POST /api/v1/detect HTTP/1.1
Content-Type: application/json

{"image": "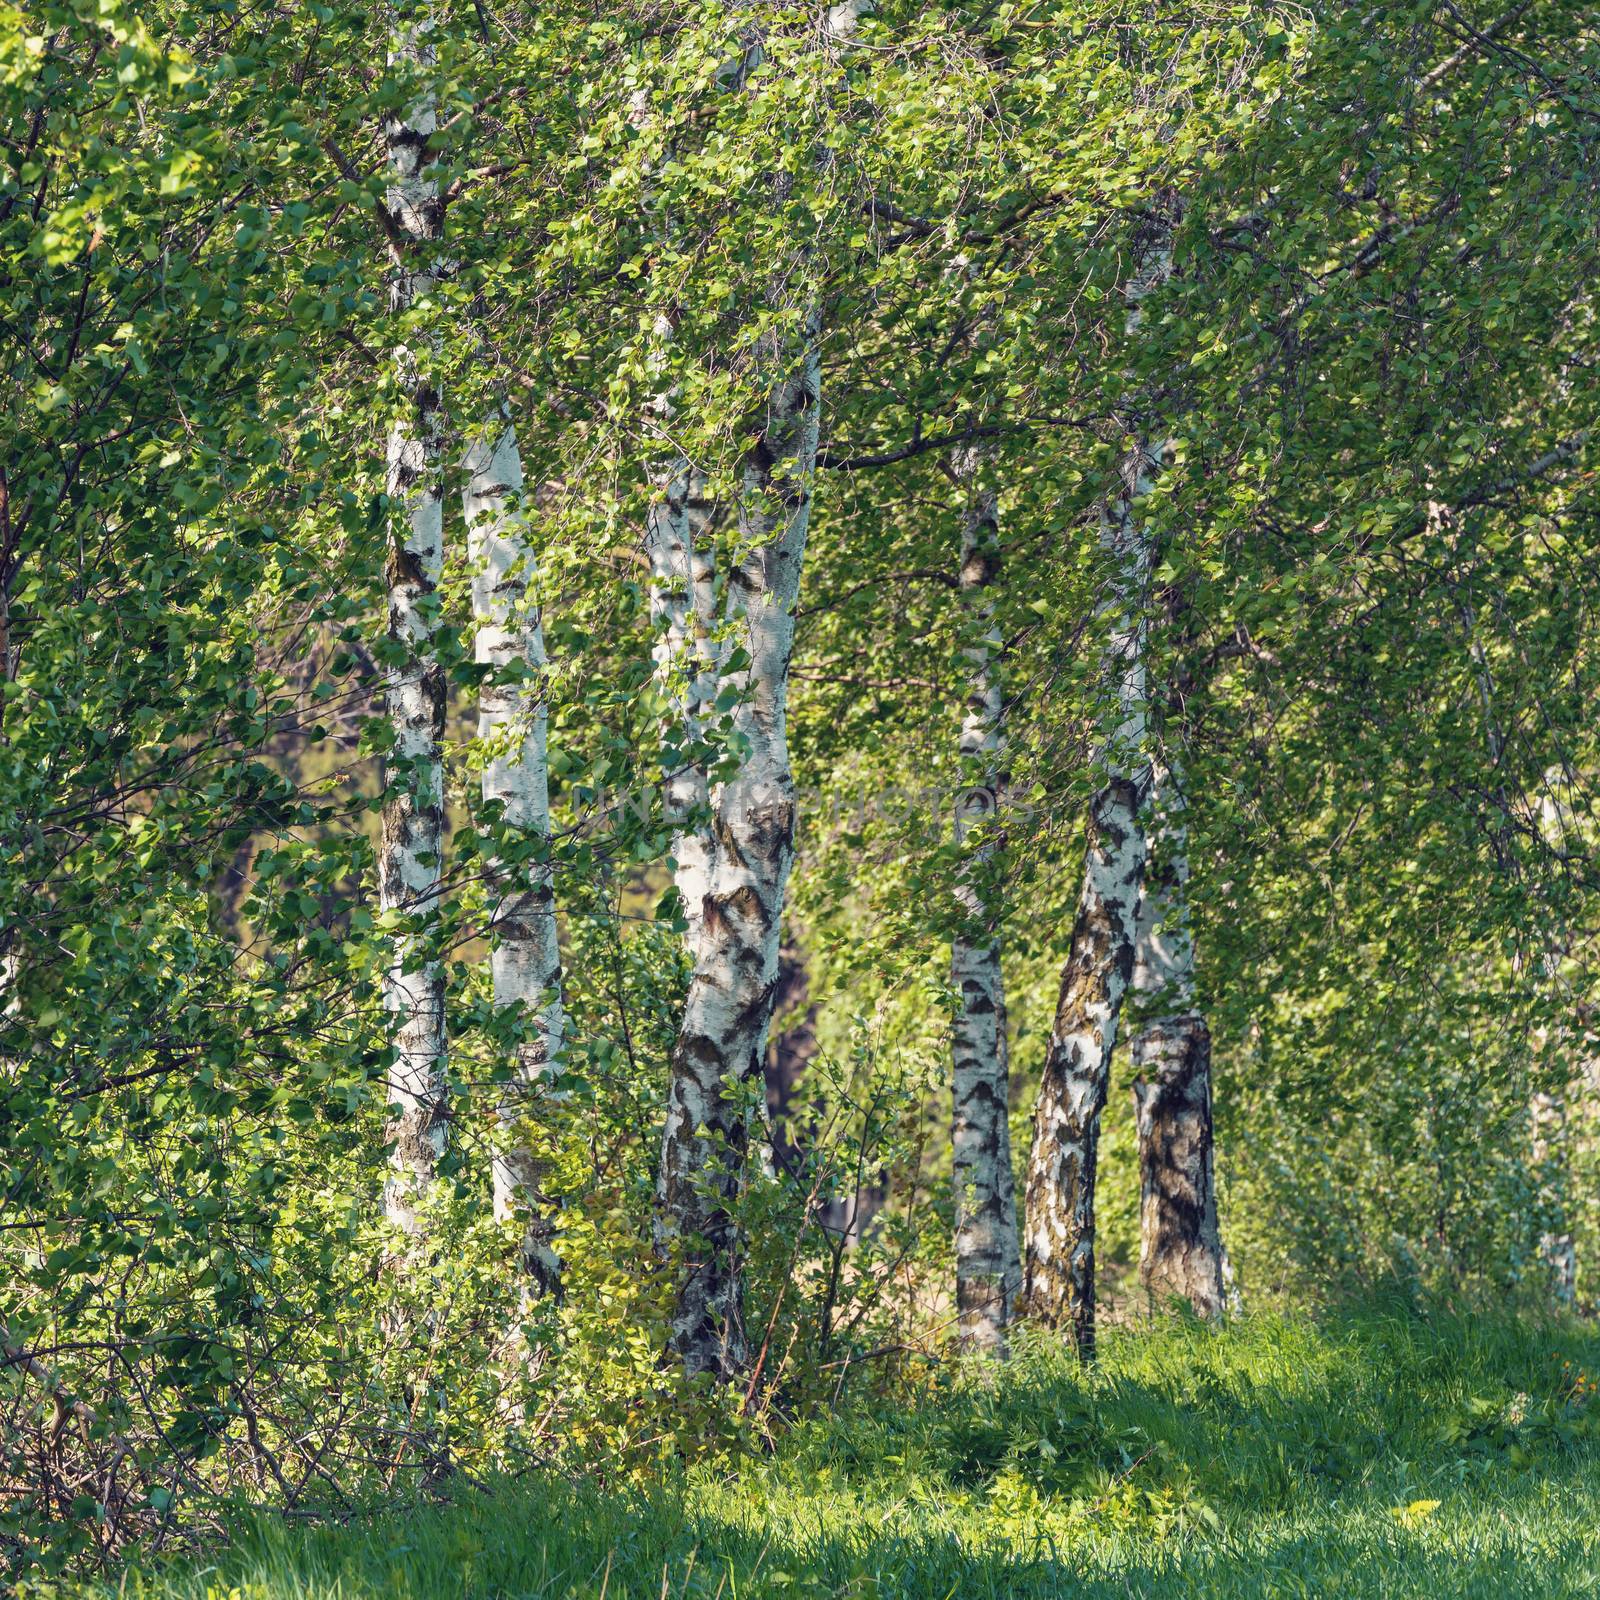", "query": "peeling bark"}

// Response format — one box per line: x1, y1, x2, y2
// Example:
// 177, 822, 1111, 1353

949, 448, 1020, 1356
1129, 767, 1226, 1319
656, 324, 820, 1380
1019, 458, 1156, 1357
465, 413, 564, 1300
380, 14, 448, 1243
